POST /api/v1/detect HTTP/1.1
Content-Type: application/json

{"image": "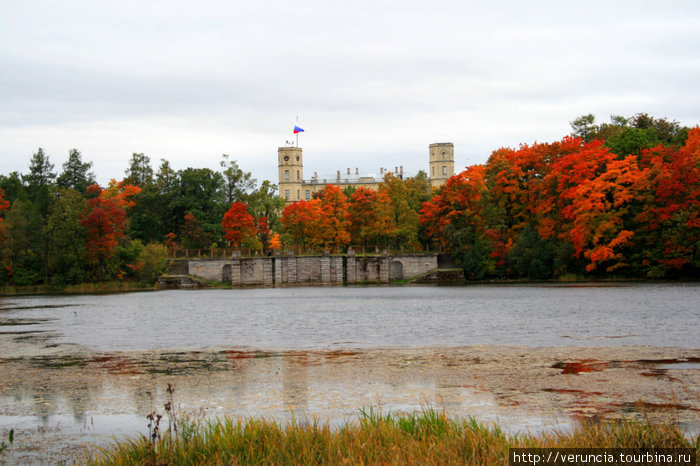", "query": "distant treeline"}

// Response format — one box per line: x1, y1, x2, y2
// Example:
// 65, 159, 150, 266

0, 113, 697, 287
